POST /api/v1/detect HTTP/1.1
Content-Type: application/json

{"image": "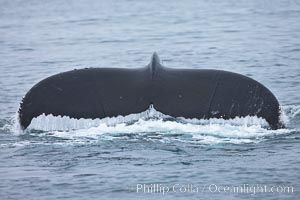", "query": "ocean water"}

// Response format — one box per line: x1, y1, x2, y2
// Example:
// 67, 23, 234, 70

1, 0, 300, 199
